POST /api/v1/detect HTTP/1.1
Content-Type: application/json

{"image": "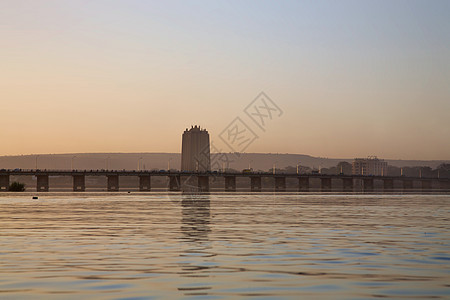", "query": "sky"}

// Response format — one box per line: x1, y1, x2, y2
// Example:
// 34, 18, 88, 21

1, 0, 449, 160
